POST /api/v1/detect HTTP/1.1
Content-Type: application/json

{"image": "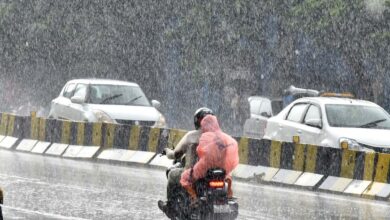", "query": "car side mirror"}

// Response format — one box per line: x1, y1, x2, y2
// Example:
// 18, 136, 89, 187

151, 100, 161, 108
305, 119, 322, 128
260, 112, 271, 118
71, 96, 85, 104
